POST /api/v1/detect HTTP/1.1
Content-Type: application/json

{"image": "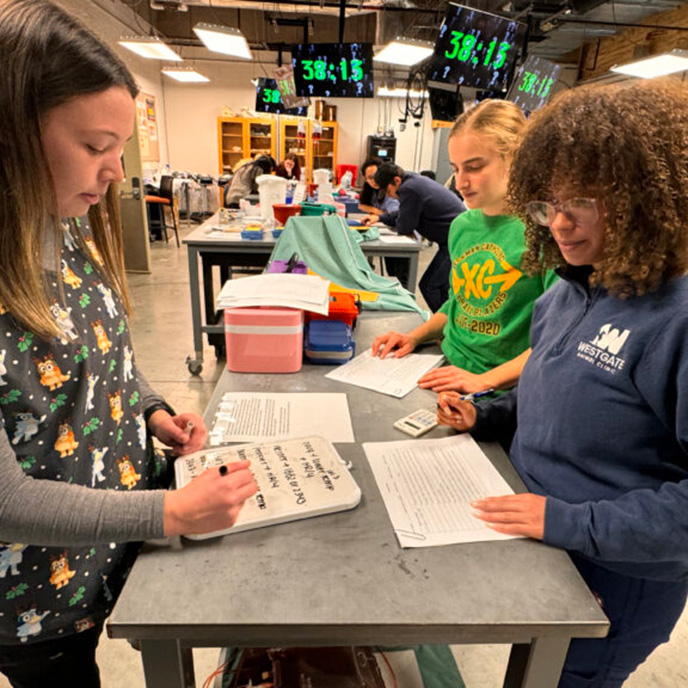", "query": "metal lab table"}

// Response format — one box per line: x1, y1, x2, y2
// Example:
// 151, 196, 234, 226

182, 213, 421, 374
108, 313, 609, 688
